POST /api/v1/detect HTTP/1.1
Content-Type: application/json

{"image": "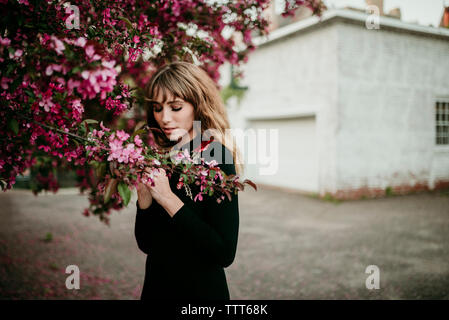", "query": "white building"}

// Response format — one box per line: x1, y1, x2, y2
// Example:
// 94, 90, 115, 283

221, 9, 449, 199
